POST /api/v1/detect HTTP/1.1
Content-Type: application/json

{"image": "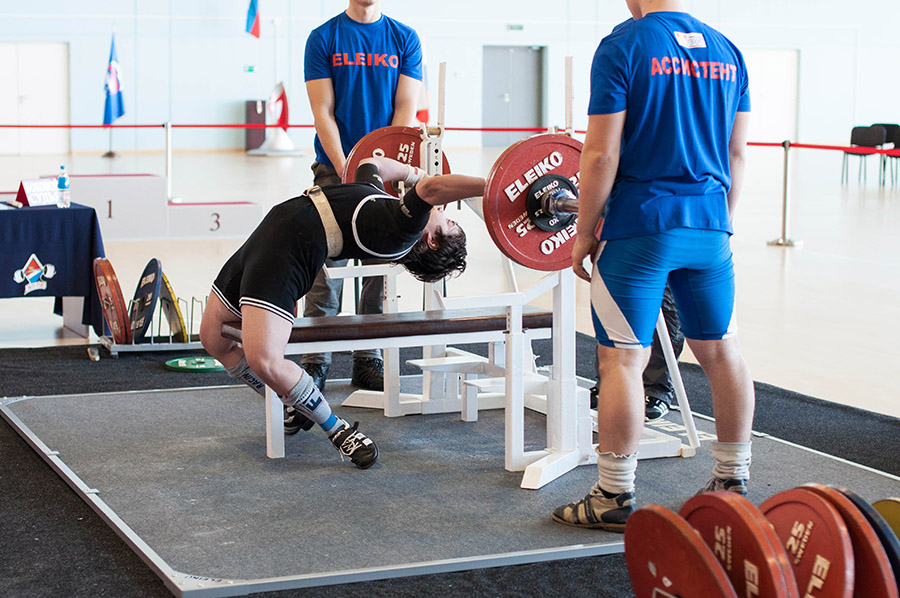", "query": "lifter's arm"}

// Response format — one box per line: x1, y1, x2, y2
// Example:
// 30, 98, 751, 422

360, 156, 485, 207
